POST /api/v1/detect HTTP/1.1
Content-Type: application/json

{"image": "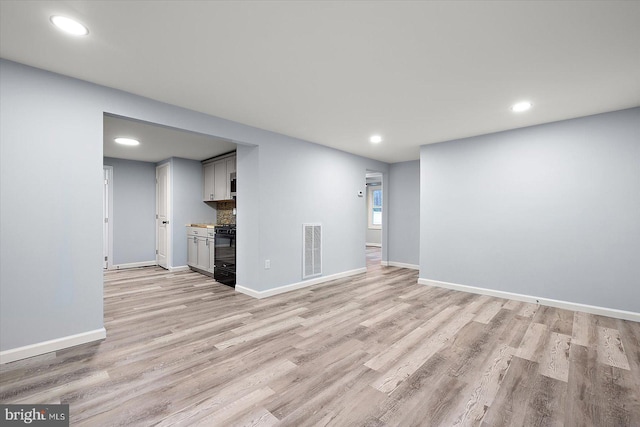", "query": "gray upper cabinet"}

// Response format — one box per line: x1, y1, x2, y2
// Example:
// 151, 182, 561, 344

213, 159, 227, 200
203, 162, 215, 201
203, 153, 236, 202
226, 157, 236, 176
